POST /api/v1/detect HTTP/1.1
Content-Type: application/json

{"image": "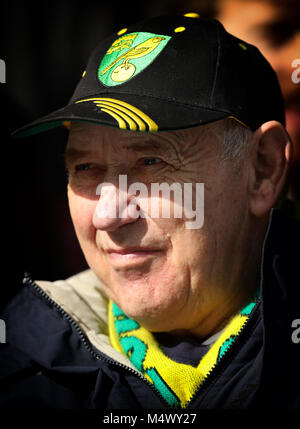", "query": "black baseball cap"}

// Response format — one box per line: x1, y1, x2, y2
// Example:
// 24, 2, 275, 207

12, 14, 285, 138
